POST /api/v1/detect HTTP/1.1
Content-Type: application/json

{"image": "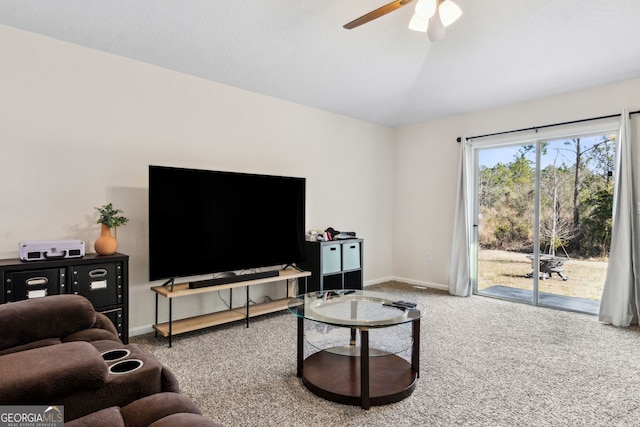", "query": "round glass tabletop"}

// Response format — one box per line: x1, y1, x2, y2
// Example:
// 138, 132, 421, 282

287, 289, 424, 328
